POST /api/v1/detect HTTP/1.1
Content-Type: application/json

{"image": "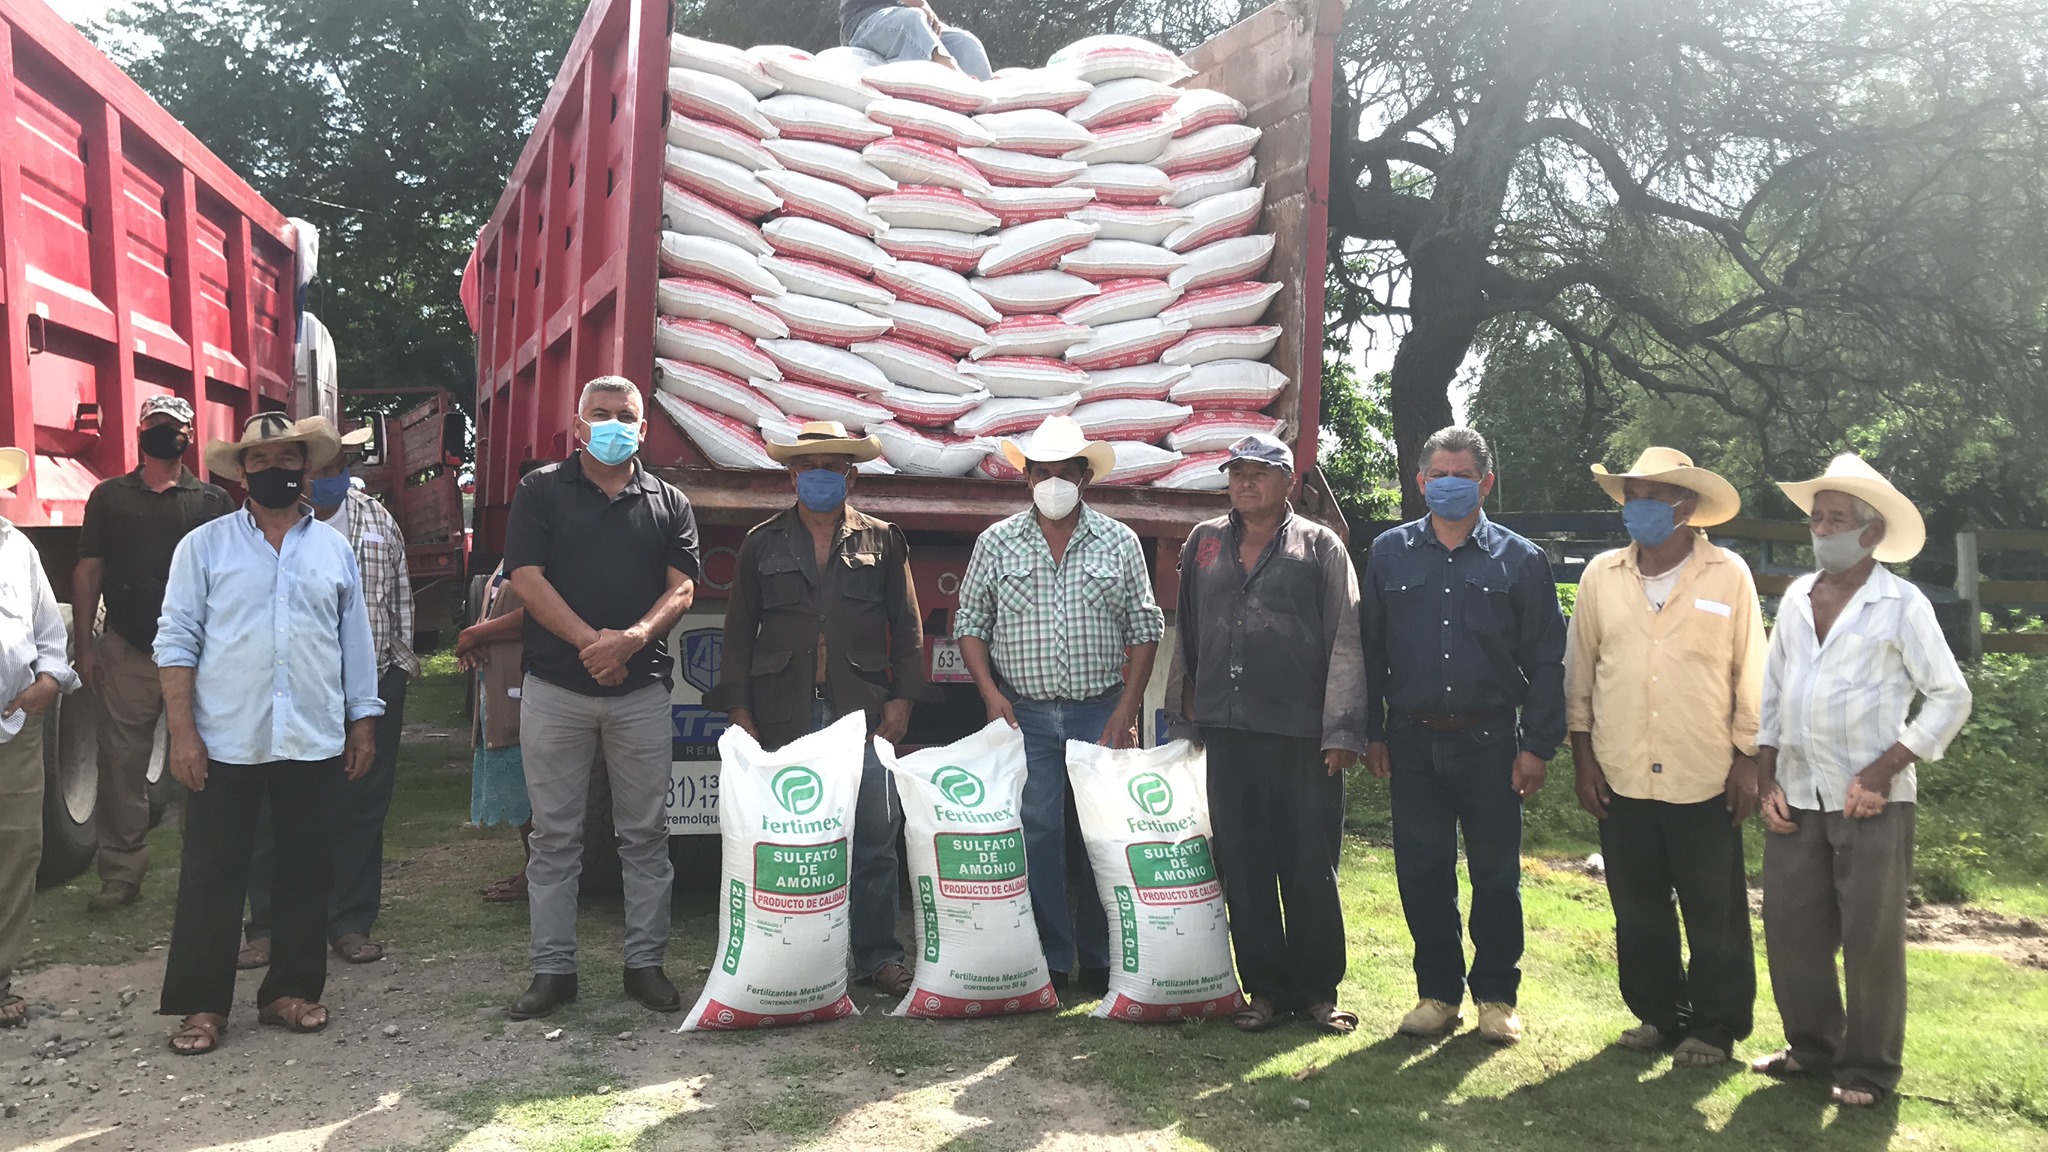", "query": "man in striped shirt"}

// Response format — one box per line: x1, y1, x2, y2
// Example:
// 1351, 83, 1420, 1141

1752, 454, 1972, 1108
955, 417, 1164, 999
